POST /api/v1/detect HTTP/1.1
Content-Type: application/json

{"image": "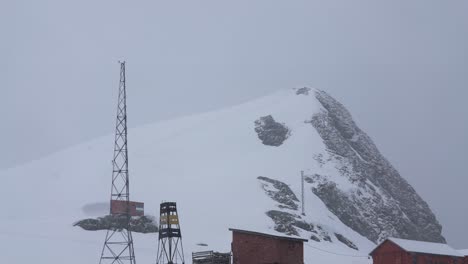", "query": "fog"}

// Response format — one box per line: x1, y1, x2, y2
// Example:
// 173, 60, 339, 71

2, 0, 467, 247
